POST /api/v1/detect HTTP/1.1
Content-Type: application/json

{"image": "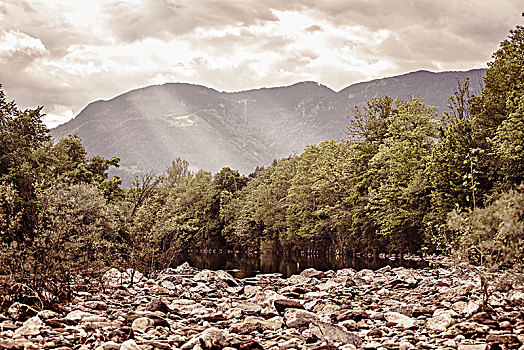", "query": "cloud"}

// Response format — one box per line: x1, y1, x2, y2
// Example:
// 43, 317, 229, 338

305, 24, 323, 33
100, 0, 286, 42
0, 0, 522, 127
